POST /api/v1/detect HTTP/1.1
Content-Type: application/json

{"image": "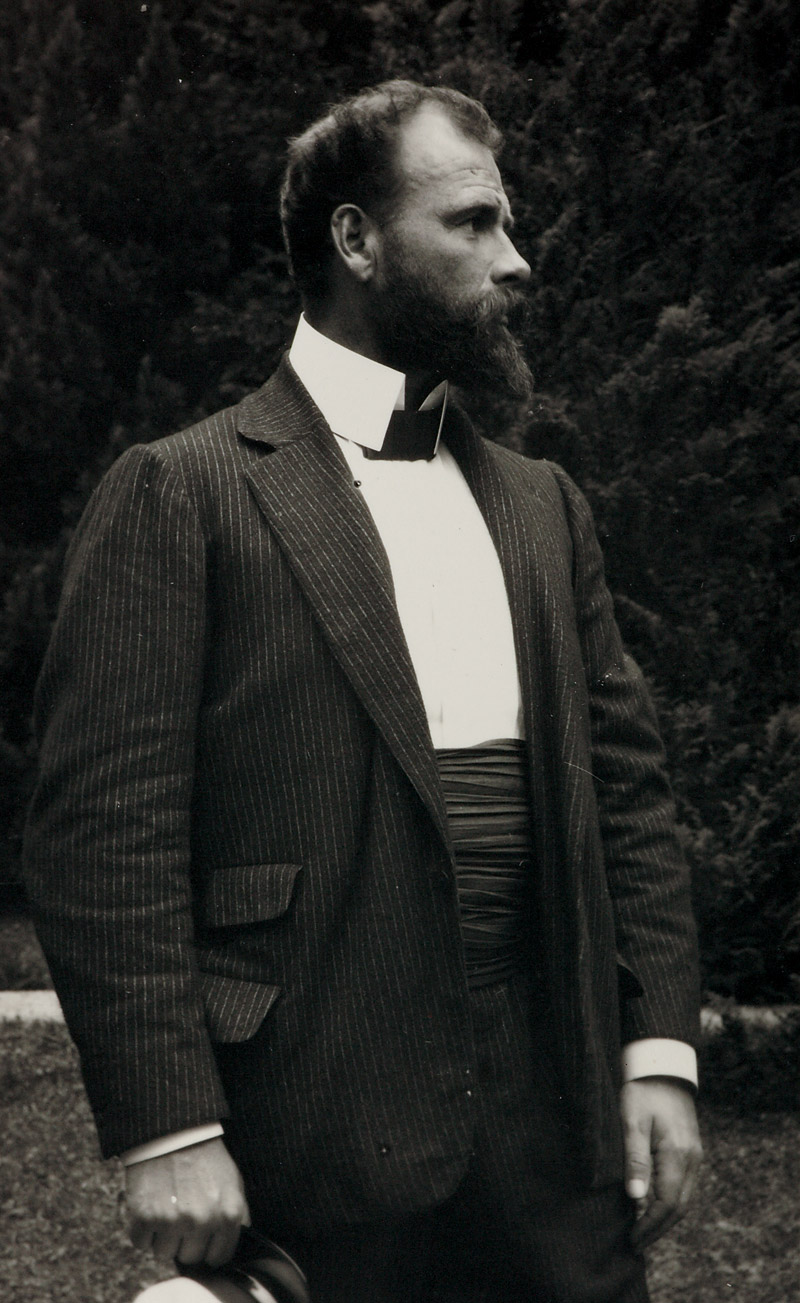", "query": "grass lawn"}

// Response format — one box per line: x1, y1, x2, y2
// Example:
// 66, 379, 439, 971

1, 1021, 798, 1303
